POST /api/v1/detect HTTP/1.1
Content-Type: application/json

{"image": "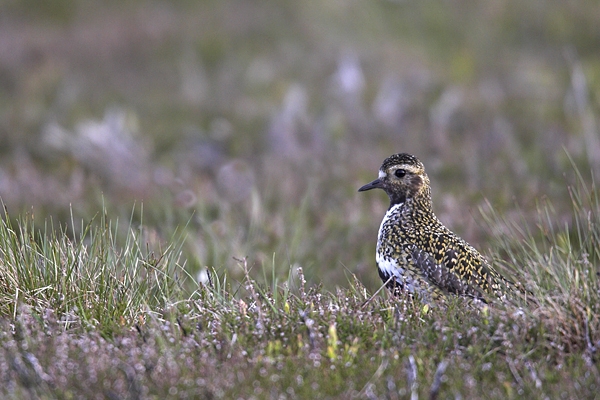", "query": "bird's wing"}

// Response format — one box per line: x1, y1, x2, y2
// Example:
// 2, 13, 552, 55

409, 245, 486, 299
